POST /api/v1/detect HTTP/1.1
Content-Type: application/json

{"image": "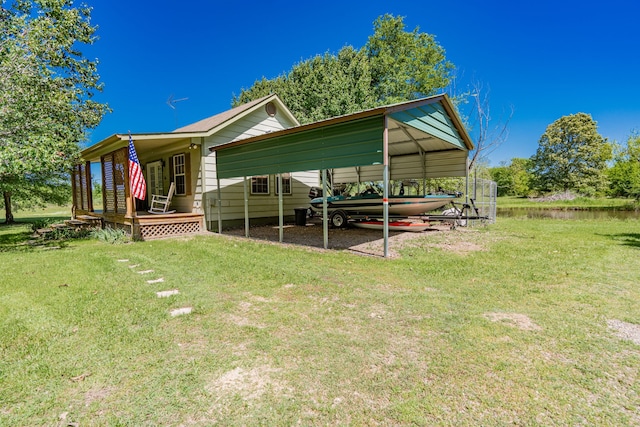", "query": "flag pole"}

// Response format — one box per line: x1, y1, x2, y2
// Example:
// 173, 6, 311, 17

128, 132, 147, 219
